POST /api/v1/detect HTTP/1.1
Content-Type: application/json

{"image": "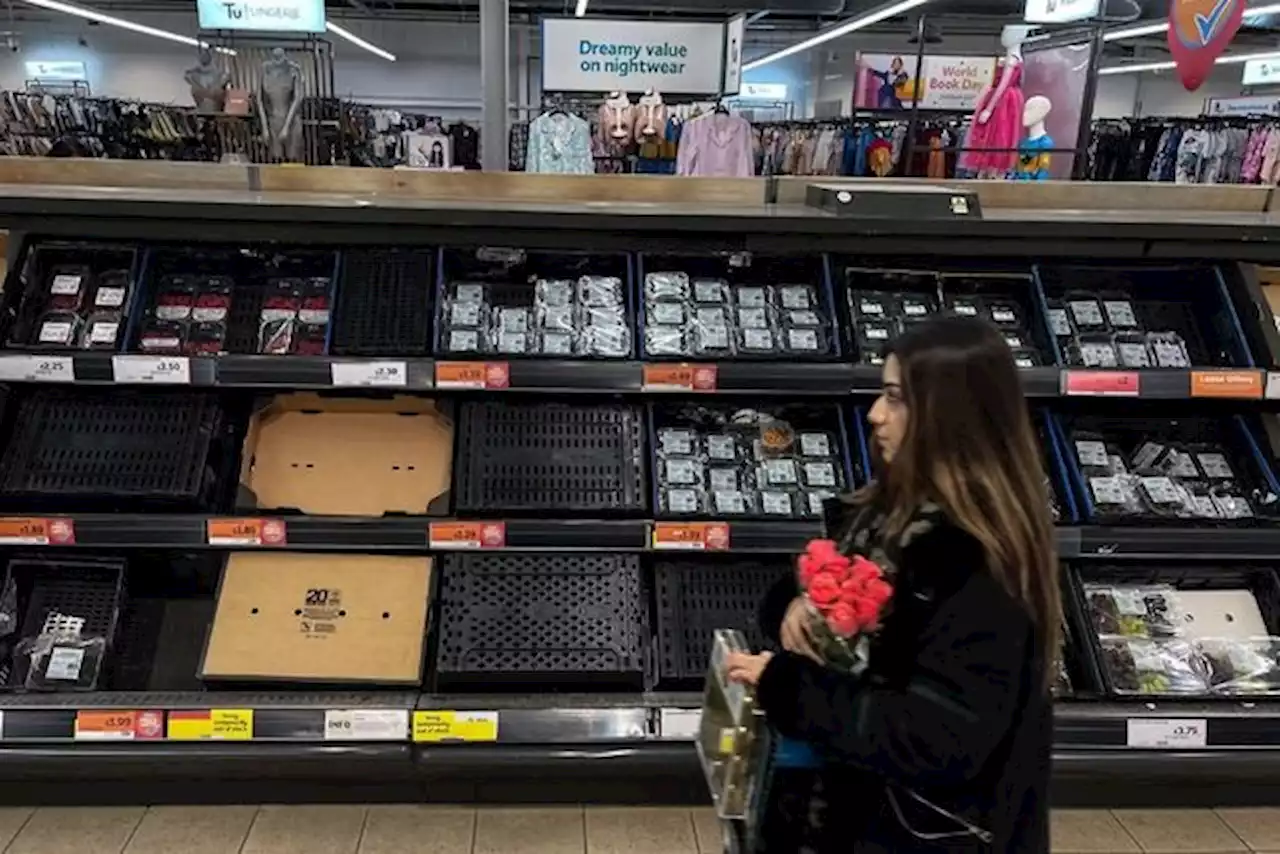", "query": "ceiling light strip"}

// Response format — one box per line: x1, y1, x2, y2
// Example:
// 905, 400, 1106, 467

21, 0, 234, 54
325, 21, 396, 62
742, 0, 931, 71
1099, 48, 1280, 74
574, 0, 589, 17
